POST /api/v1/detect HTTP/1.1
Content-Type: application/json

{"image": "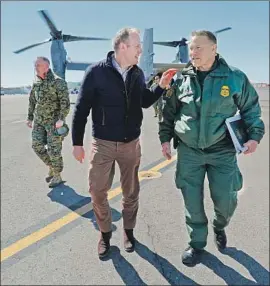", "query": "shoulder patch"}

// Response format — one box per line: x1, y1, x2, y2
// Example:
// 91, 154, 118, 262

165, 88, 174, 98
